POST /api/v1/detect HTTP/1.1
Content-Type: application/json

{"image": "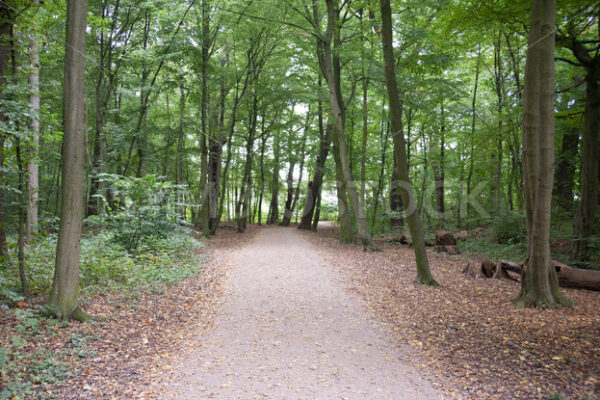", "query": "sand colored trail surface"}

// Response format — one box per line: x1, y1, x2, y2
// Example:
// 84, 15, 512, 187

160, 226, 442, 399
